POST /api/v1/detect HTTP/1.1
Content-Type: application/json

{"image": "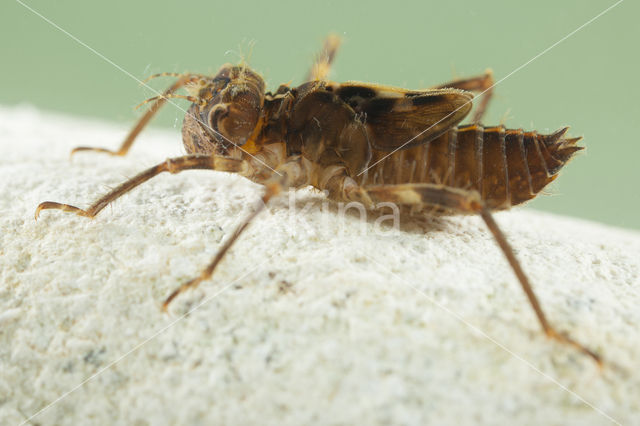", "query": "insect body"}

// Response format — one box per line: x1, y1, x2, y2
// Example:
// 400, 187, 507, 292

35, 36, 597, 363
